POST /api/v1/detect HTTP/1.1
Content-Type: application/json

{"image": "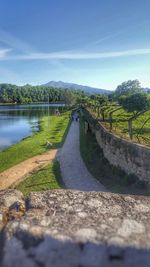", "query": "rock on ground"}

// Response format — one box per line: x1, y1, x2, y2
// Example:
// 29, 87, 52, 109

0, 189, 150, 266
